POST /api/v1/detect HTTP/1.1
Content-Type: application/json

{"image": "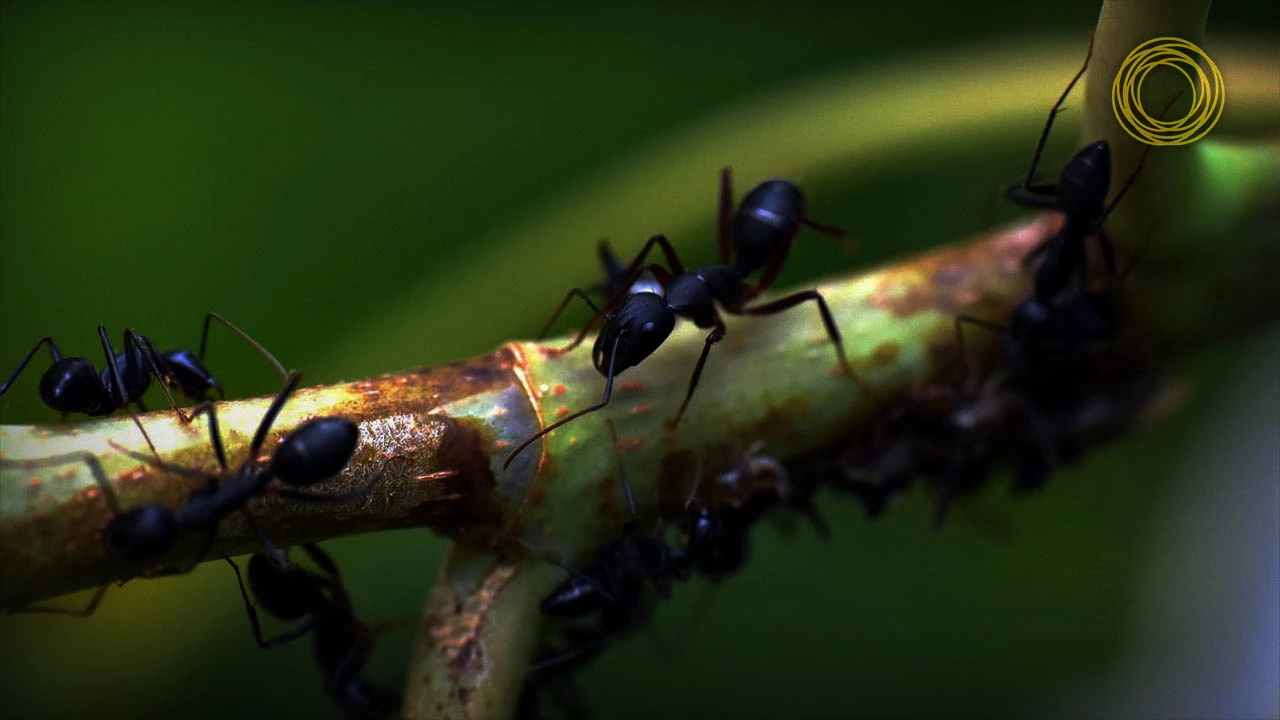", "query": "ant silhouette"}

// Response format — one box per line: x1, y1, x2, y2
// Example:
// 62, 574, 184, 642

0, 312, 287, 423
504, 169, 862, 470
956, 36, 1180, 368
4, 372, 370, 617
226, 543, 402, 720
